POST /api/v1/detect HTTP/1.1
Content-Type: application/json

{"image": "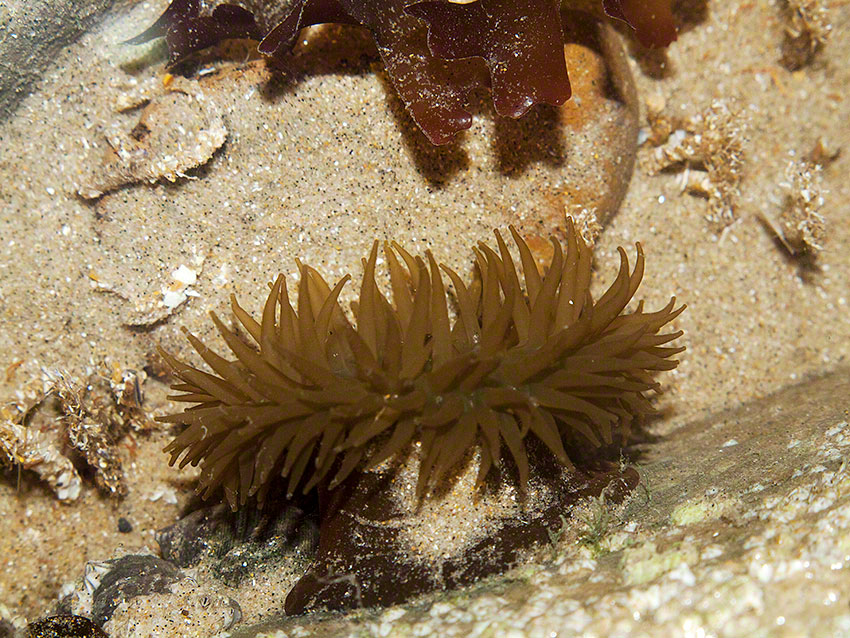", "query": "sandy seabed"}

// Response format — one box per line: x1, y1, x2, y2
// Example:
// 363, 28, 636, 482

1, 0, 849, 636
